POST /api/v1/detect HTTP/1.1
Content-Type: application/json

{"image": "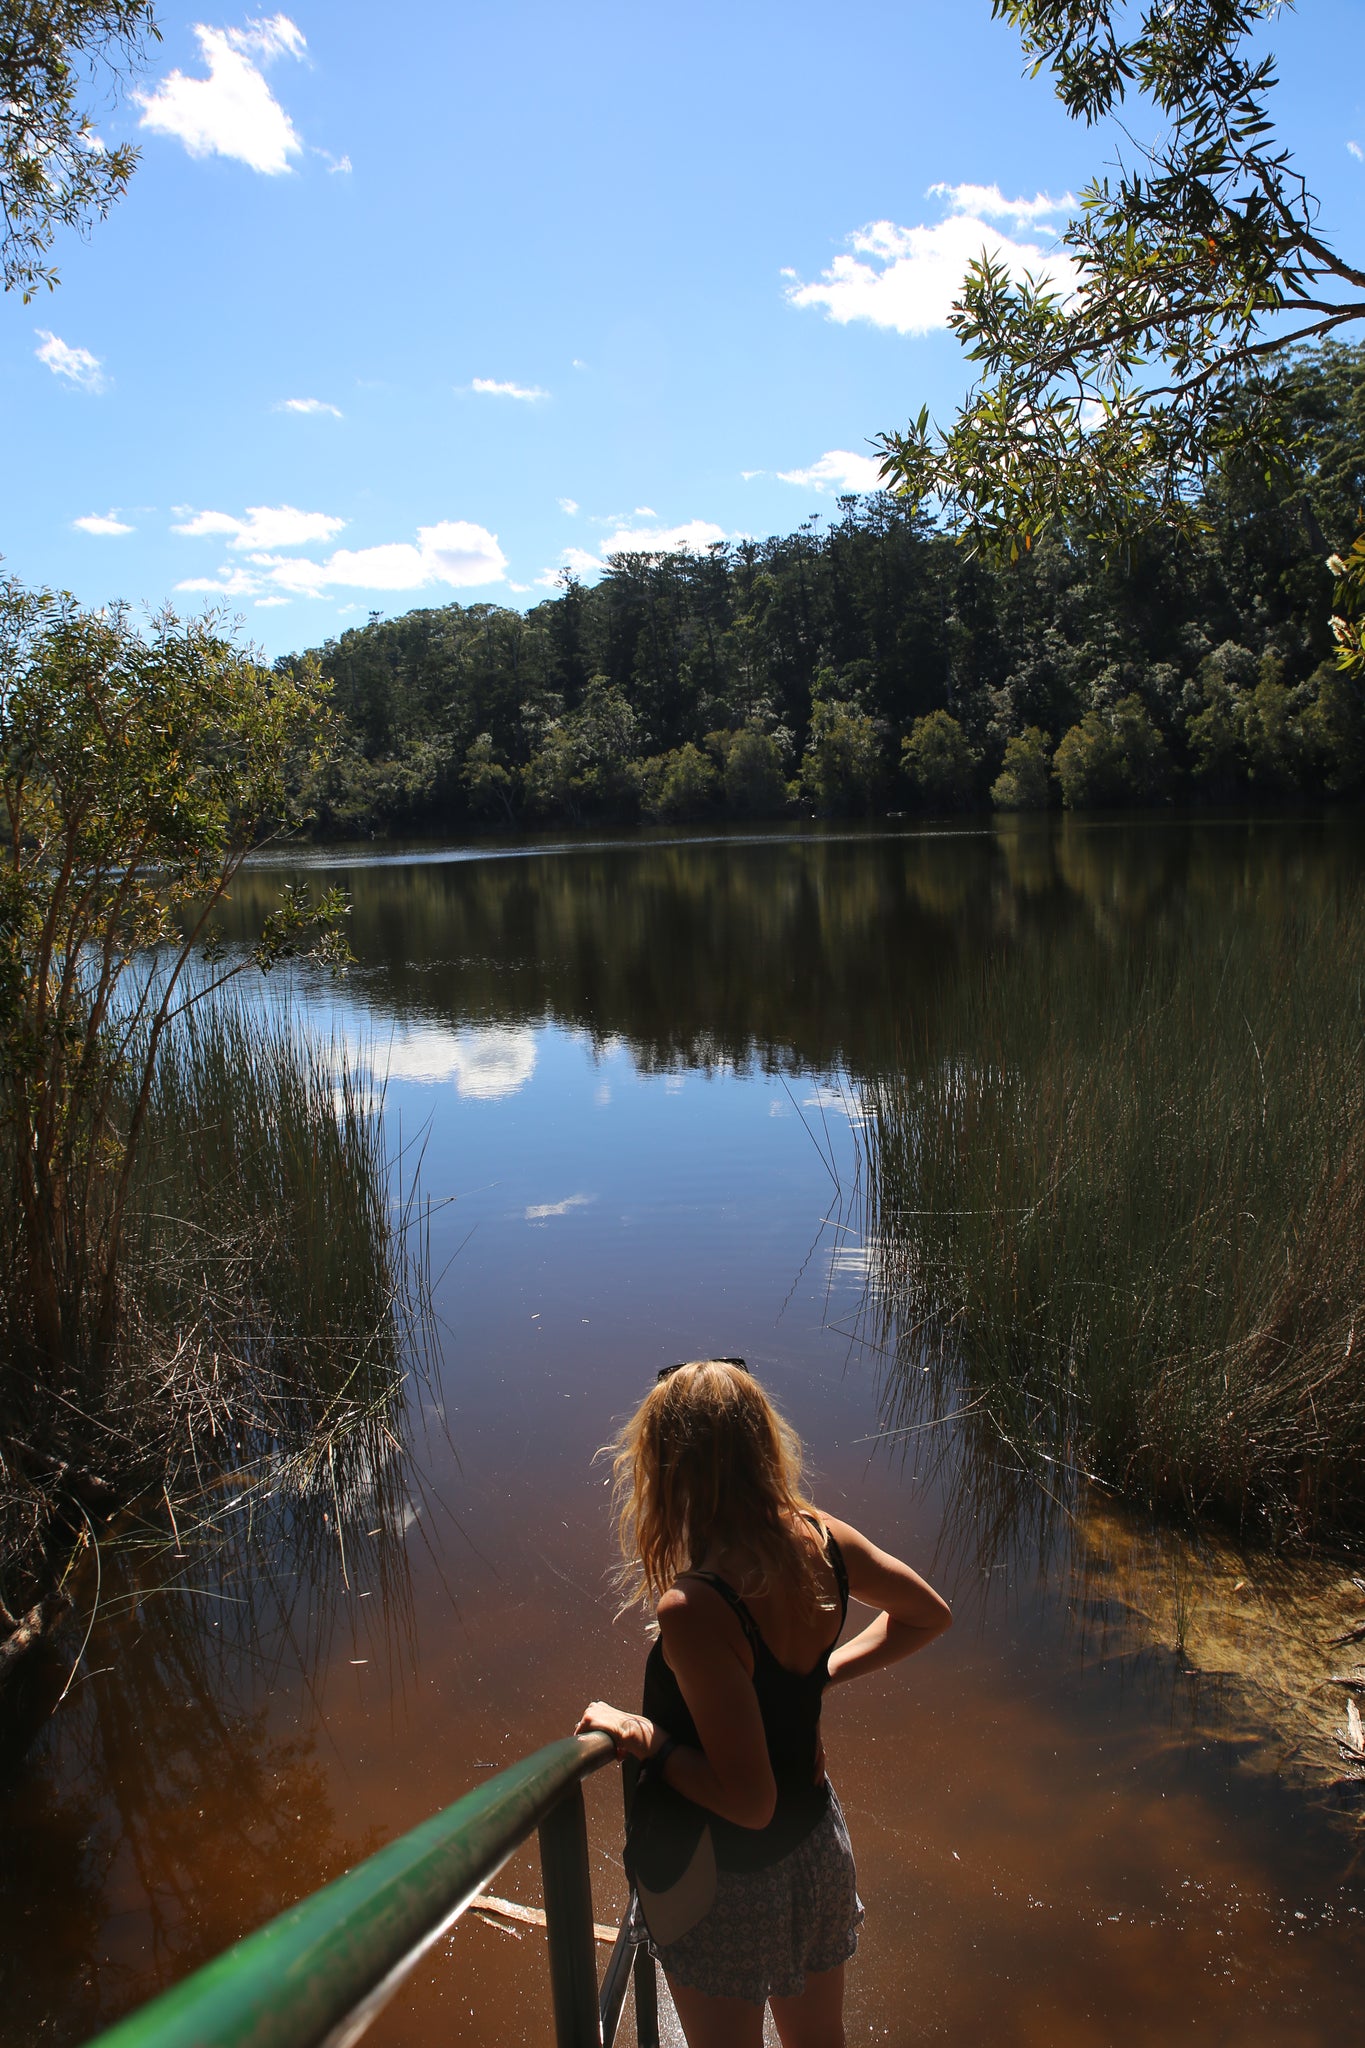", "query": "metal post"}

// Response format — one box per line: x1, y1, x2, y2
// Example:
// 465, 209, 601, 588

538, 1784, 601, 2048
621, 1759, 659, 2048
